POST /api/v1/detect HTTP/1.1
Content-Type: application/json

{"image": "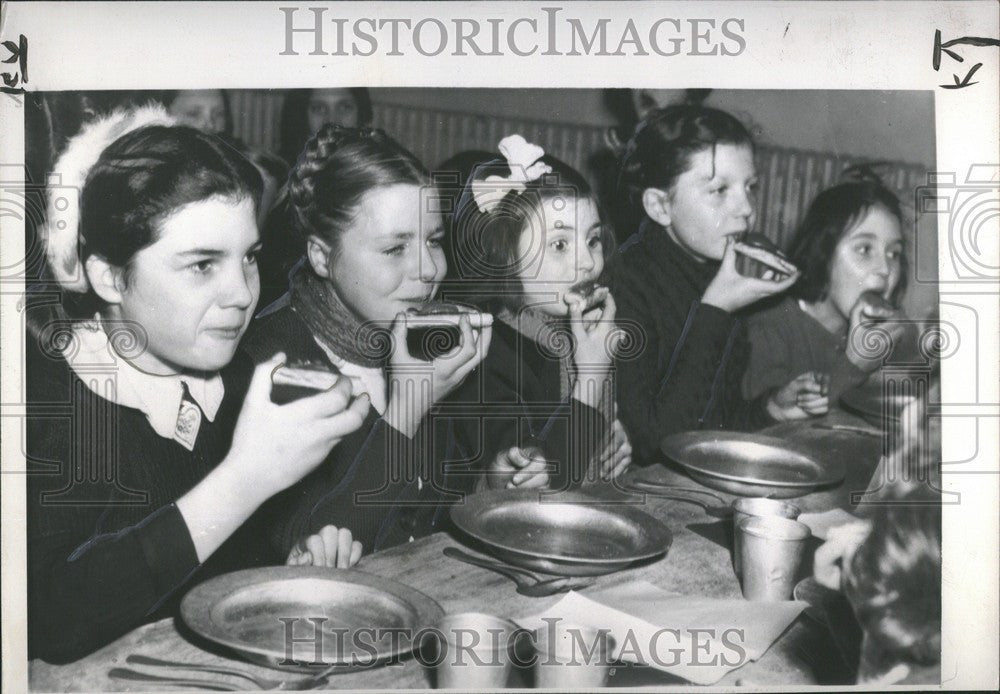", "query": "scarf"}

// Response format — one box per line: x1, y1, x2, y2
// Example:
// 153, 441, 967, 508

290, 268, 387, 369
